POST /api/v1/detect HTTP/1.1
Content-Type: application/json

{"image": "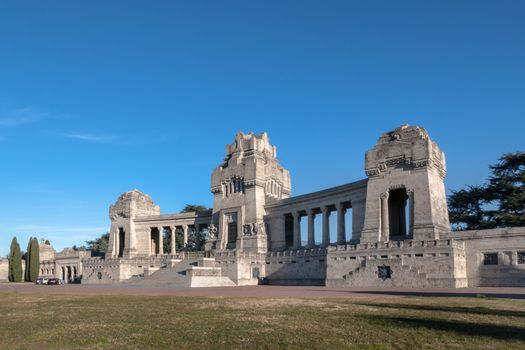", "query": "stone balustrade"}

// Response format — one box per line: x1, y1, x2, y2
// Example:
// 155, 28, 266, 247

328, 238, 464, 253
